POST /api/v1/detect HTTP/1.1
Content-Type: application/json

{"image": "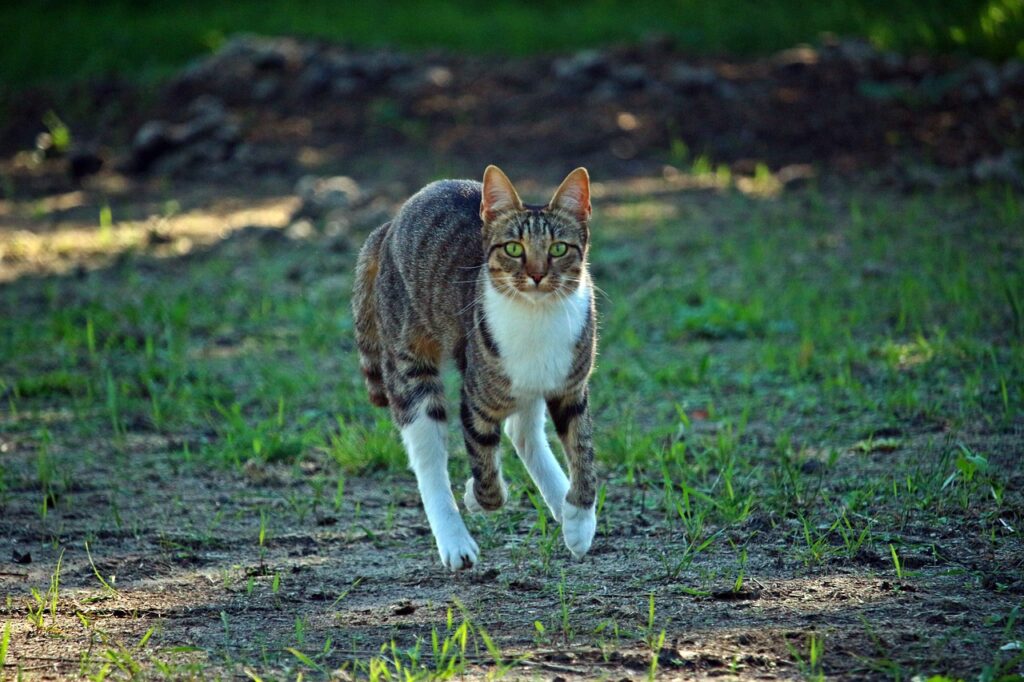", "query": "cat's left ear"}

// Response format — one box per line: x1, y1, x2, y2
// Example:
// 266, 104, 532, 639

548, 167, 591, 223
